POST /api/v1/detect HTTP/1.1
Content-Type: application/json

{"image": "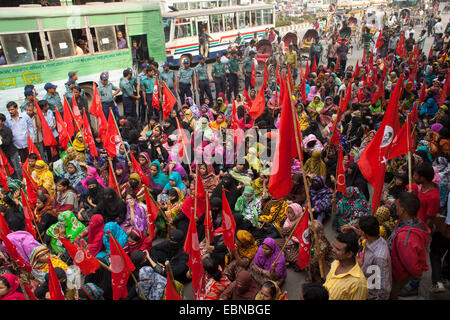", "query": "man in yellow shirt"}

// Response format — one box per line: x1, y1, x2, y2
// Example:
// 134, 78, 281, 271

324, 231, 368, 300
284, 44, 298, 80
